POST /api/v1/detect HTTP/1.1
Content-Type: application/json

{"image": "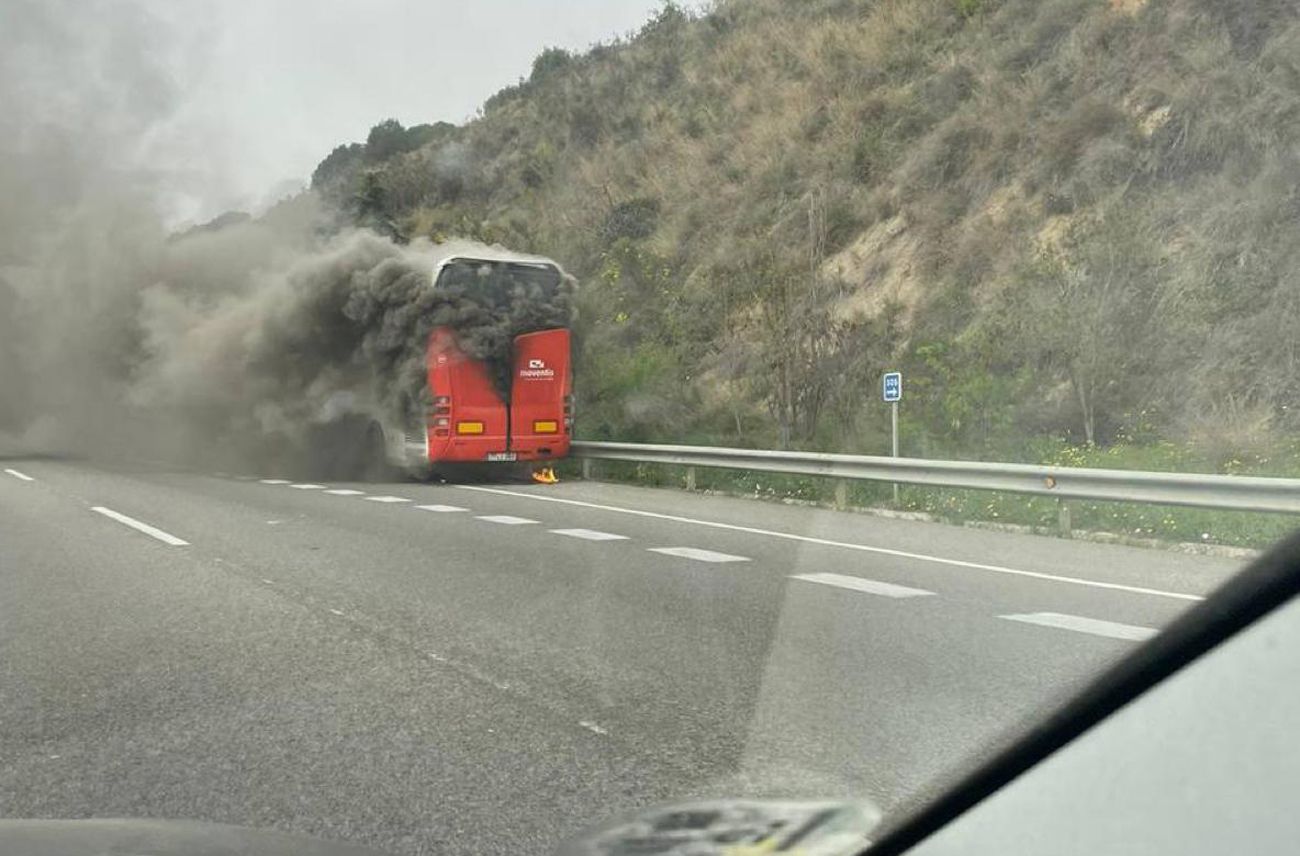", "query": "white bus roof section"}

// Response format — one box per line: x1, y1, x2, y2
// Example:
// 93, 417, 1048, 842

429, 242, 563, 281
